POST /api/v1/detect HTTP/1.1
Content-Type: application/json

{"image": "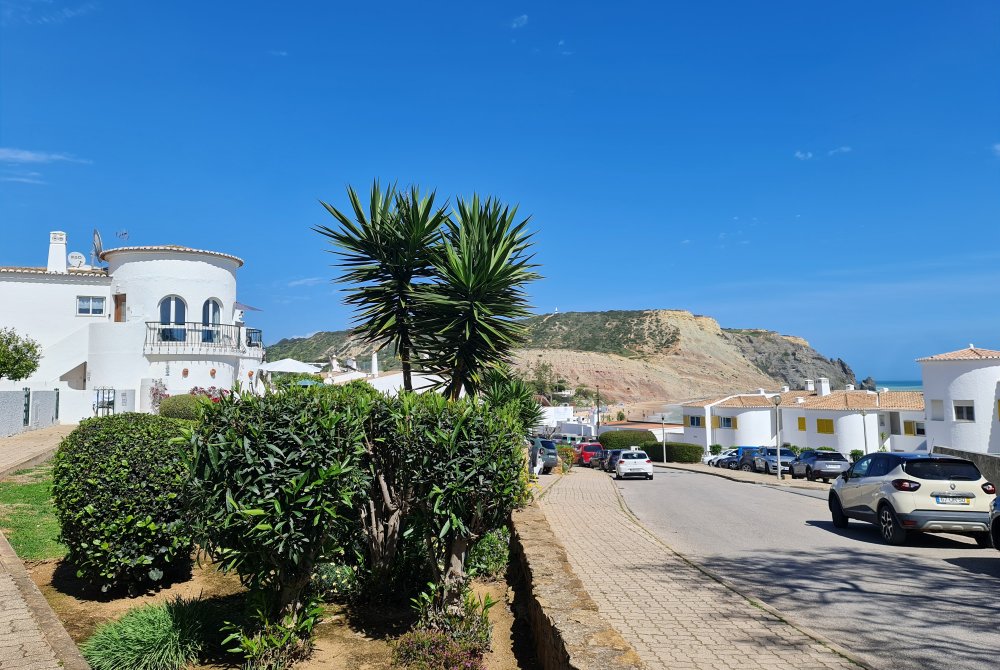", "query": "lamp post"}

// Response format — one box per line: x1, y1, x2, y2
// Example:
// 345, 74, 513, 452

772, 394, 783, 481
661, 412, 667, 464
861, 408, 869, 454
595, 385, 601, 436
